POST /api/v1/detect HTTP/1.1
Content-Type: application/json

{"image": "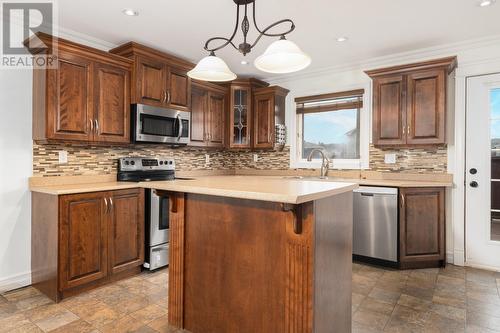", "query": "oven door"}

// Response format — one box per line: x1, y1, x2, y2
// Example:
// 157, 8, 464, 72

133, 104, 190, 144
149, 189, 169, 246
